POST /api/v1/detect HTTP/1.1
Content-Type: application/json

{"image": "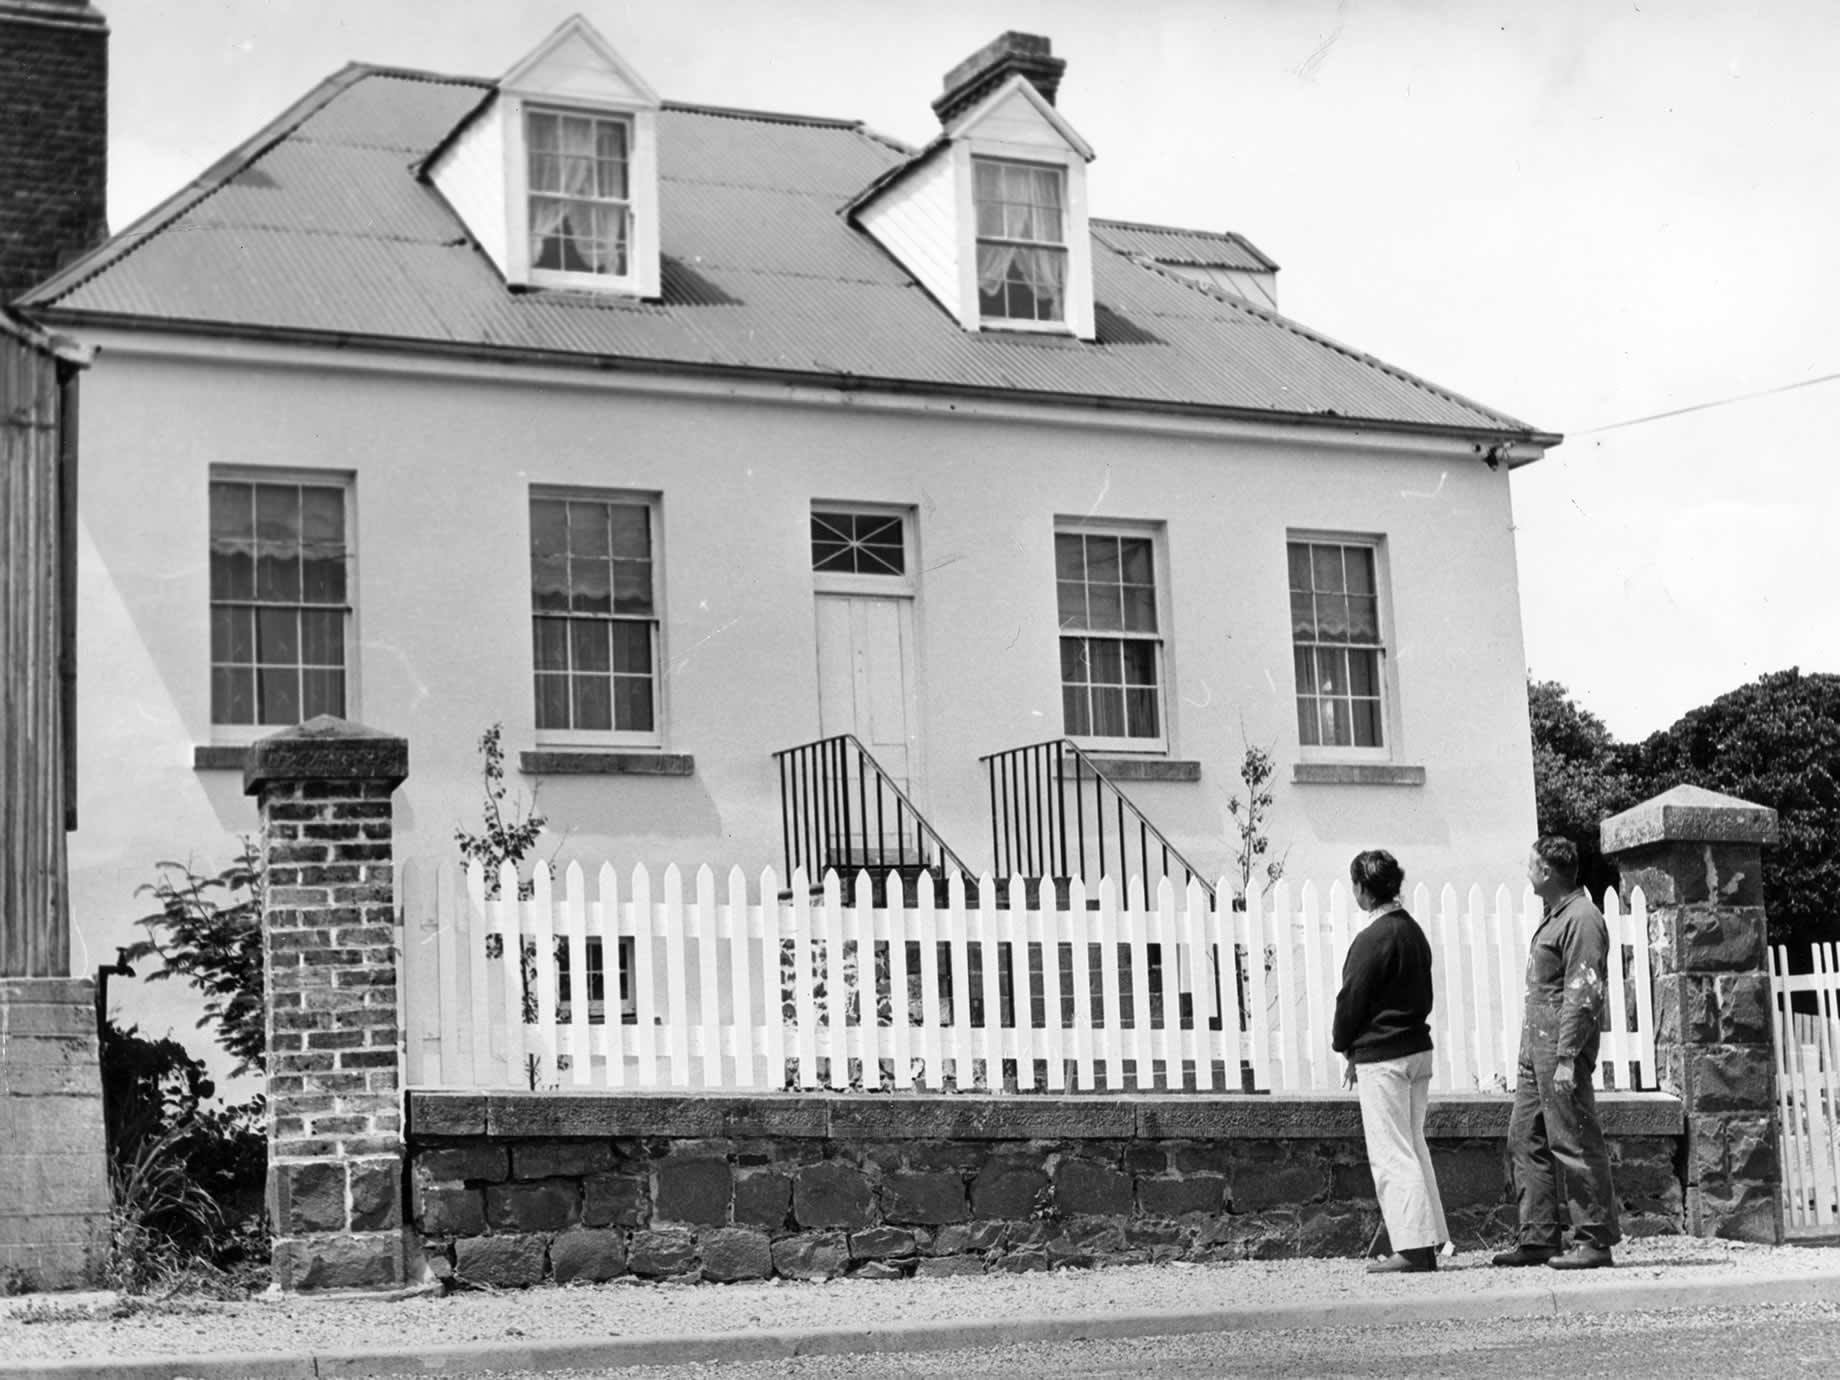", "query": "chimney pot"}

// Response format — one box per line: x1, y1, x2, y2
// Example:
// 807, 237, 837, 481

932, 31, 1066, 126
